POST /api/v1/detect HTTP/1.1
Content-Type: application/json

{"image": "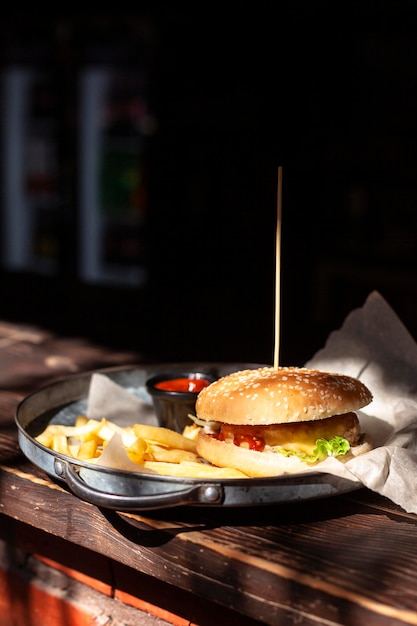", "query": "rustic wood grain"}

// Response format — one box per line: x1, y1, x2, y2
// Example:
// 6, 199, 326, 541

1, 460, 417, 625
1, 322, 417, 625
